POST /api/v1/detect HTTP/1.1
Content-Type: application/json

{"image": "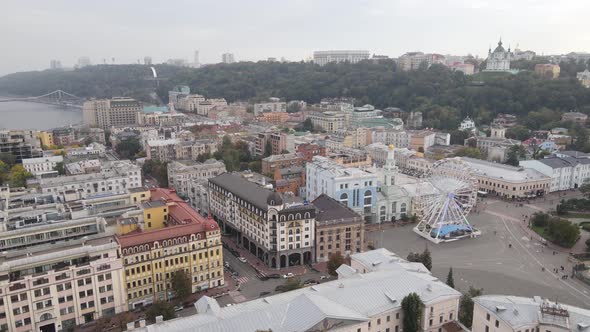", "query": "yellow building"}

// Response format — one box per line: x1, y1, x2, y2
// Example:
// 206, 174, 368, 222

37, 131, 54, 148
142, 200, 169, 230
117, 188, 224, 309
129, 187, 151, 204
534, 63, 560, 79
